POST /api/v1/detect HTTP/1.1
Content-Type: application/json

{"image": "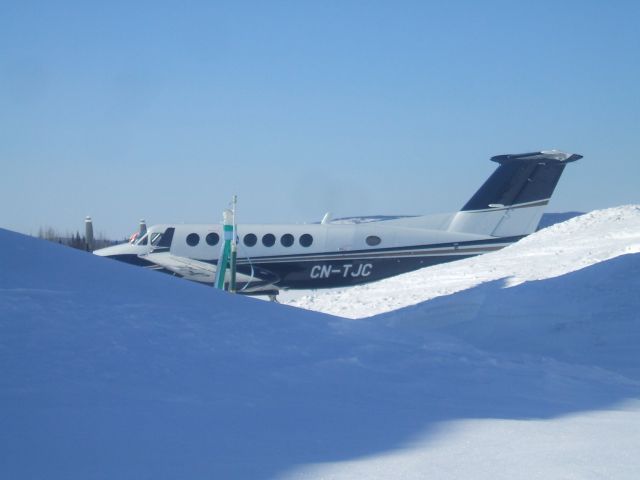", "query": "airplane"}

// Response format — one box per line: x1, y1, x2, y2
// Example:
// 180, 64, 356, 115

94, 150, 581, 298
